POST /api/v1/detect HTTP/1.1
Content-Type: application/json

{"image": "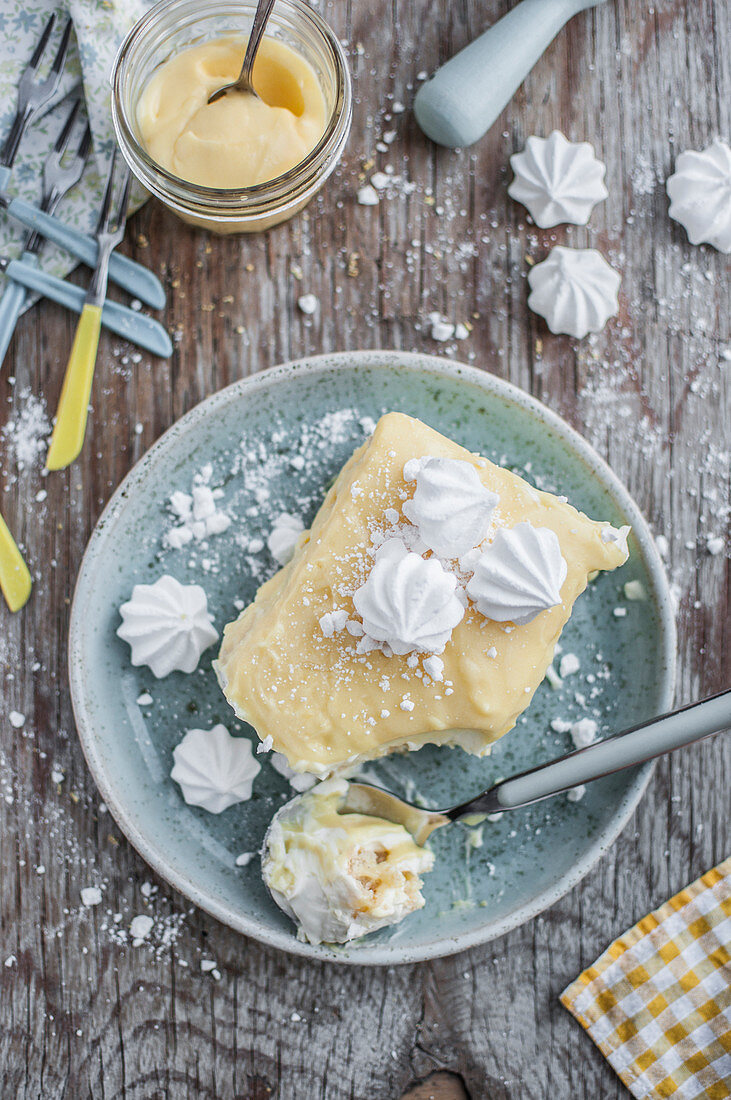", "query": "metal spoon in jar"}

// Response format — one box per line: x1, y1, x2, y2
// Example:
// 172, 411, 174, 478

208, 0, 276, 104
342, 690, 731, 845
